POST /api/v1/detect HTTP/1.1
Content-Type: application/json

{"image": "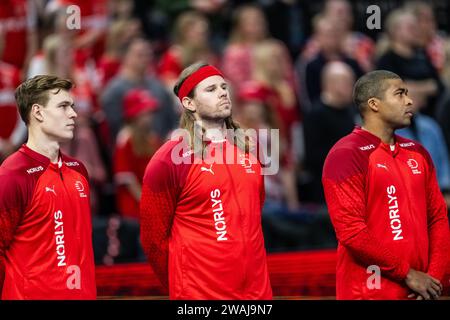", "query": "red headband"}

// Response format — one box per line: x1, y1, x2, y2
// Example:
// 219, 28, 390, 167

177, 65, 224, 102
